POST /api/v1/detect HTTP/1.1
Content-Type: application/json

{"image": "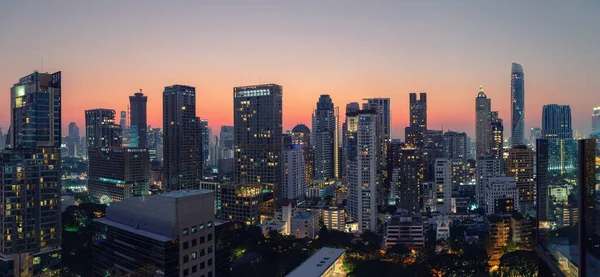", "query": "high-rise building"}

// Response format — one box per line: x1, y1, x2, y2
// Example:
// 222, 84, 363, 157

542, 104, 573, 139
219, 126, 234, 150
341, 102, 360, 180
0, 128, 5, 150
129, 90, 147, 148
85, 109, 122, 149
529, 127, 541, 147
536, 139, 599, 276
346, 109, 377, 232
506, 145, 534, 213
233, 84, 283, 200
93, 190, 216, 277
312, 95, 337, 181
1, 71, 62, 275
392, 146, 424, 214
476, 156, 503, 209
511, 63, 525, 145
593, 107, 600, 134
362, 98, 391, 169
490, 111, 504, 159
291, 124, 313, 187
422, 129, 445, 182
220, 183, 262, 226
405, 93, 427, 148
163, 85, 202, 191
281, 144, 306, 201
87, 147, 150, 204
67, 122, 80, 157
475, 86, 492, 156
200, 120, 210, 167
434, 159, 452, 214
484, 176, 518, 215
443, 131, 468, 159
119, 110, 130, 146
147, 126, 163, 164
